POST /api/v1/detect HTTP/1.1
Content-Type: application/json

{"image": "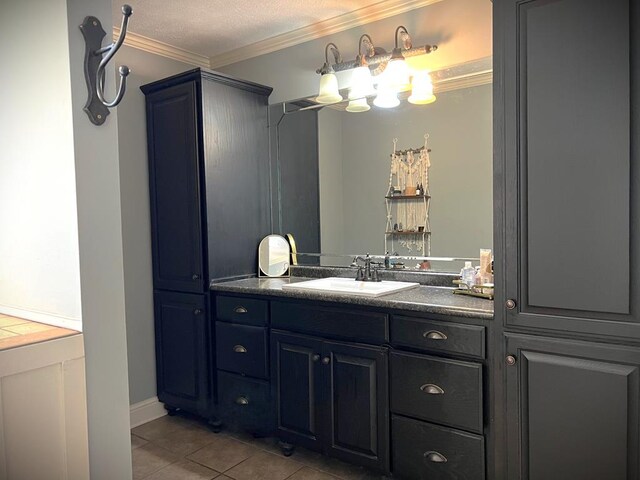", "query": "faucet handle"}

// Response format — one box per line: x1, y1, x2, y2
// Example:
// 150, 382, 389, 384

372, 268, 380, 282
356, 266, 365, 281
